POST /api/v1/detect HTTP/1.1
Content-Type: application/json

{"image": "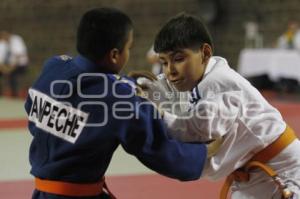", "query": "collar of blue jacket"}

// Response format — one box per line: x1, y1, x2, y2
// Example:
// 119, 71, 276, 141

74, 55, 100, 73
